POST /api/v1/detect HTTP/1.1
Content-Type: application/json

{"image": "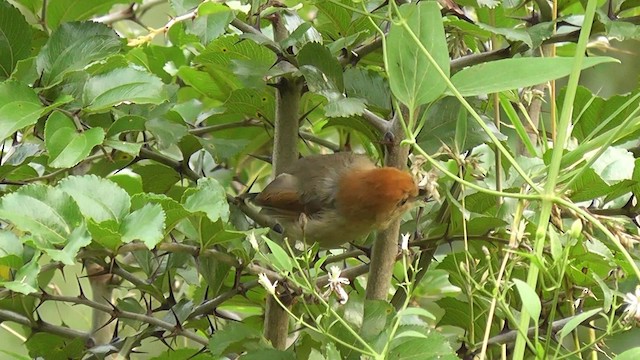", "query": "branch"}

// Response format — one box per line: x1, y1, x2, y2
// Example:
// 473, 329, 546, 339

480, 311, 600, 347
0, 309, 94, 345
189, 119, 262, 136
300, 132, 340, 151
30, 291, 209, 346
230, 19, 283, 57
92, 0, 164, 24
362, 109, 391, 134
366, 109, 410, 300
